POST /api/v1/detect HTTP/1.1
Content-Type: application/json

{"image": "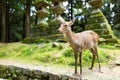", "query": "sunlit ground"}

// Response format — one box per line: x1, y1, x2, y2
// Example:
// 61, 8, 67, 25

0, 42, 120, 69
